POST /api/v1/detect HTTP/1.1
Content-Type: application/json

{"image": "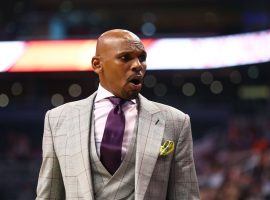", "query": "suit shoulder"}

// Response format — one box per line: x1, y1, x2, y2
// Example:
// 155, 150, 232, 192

47, 97, 91, 119
151, 101, 186, 115
44, 97, 92, 133
48, 99, 79, 115
151, 101, 187, 120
